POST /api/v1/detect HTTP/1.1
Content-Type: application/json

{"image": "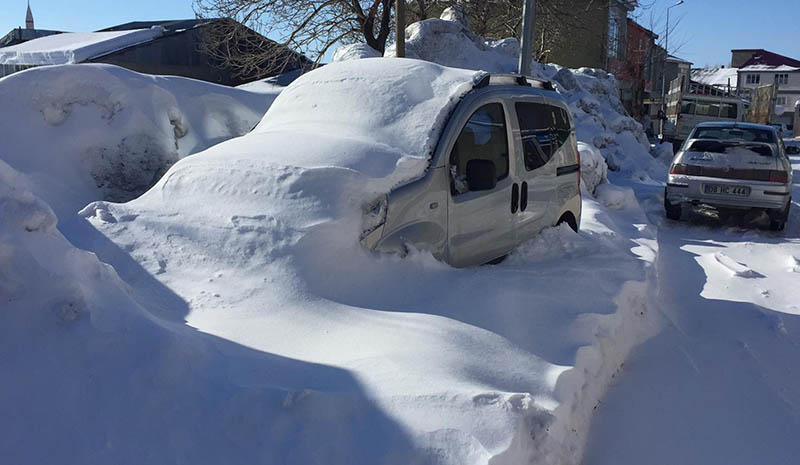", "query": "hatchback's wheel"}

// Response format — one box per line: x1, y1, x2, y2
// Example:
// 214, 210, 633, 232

664, 195, 681, 221
768, 202, 790, 231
